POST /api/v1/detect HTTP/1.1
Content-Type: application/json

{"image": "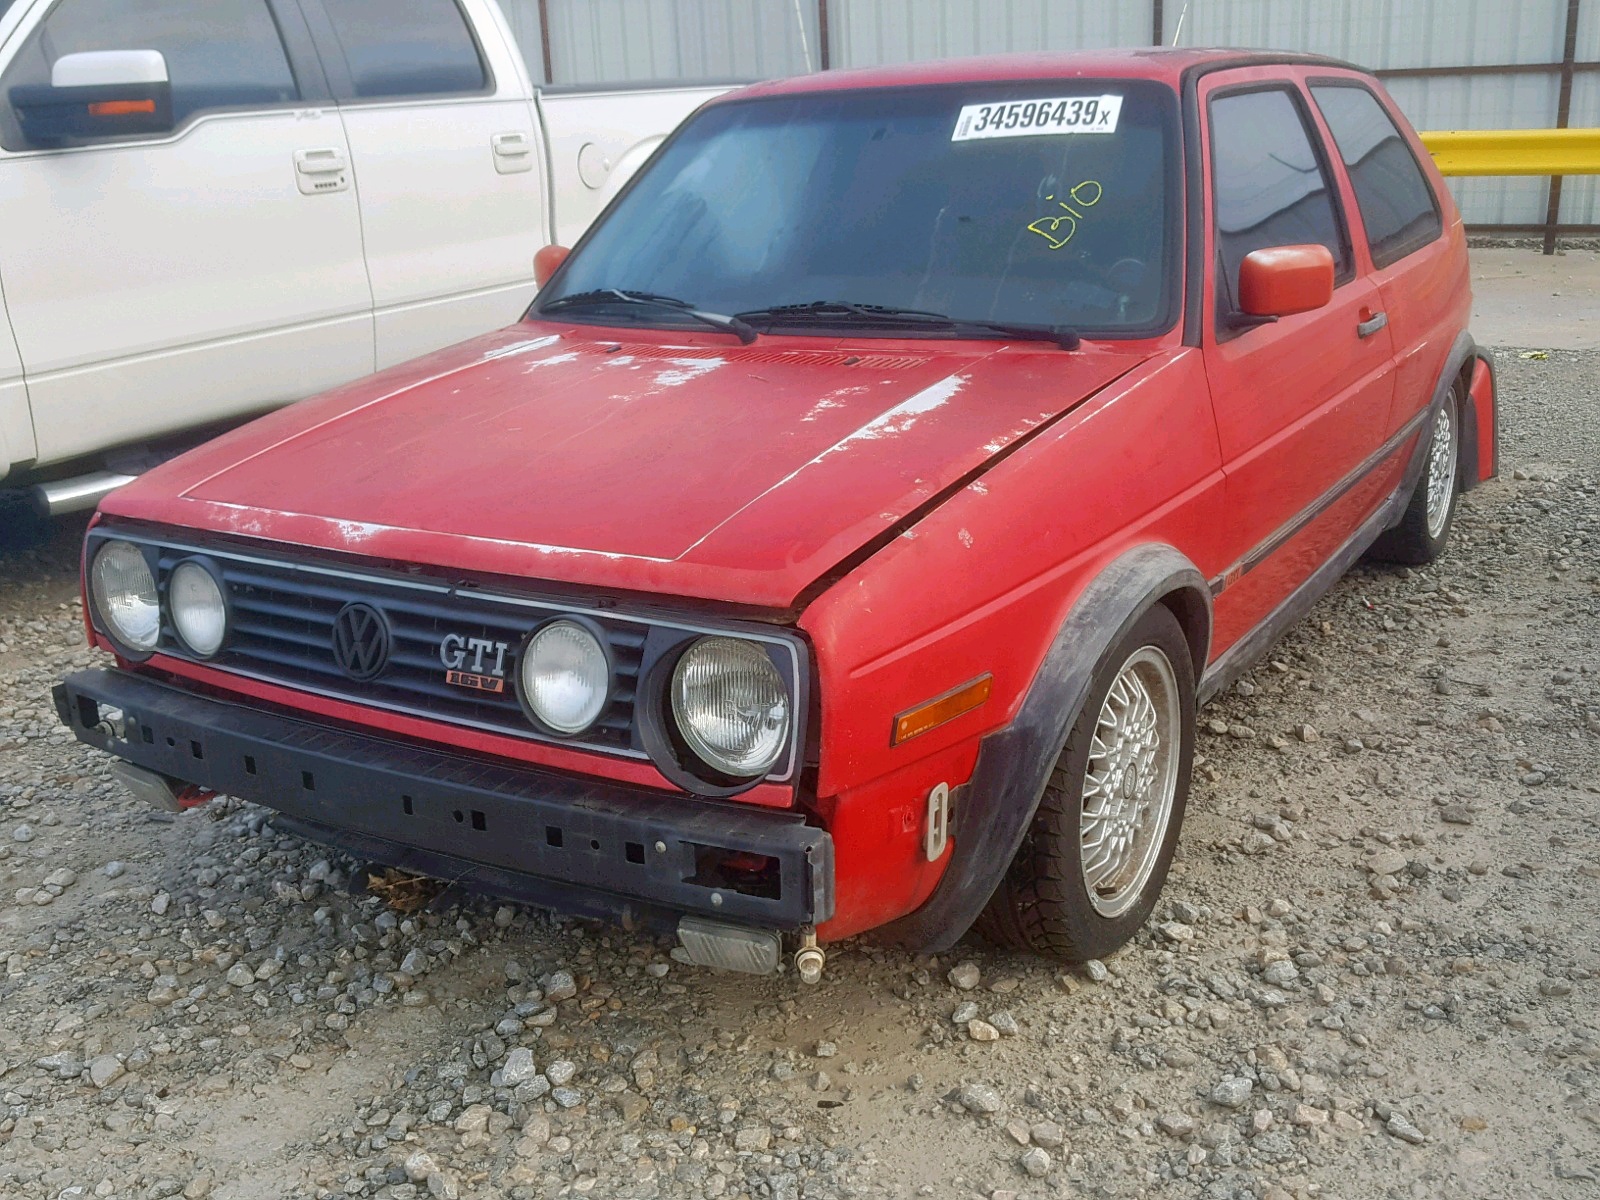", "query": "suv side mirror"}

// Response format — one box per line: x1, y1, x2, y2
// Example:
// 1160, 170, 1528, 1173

534, 245, 570, 288
11, 50, 173, 146
1236, 244, 1335, 320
